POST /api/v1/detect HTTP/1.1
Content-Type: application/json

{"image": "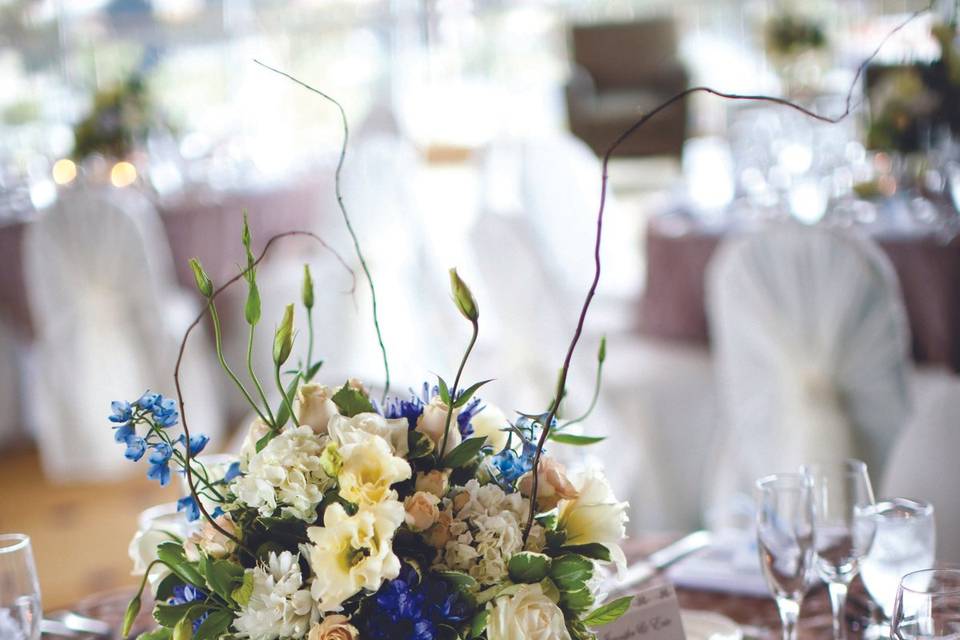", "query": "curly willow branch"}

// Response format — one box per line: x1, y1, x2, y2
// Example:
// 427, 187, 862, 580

174, 231, 356, 546
254, 59, 392, 403
522, 3, 932, 543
